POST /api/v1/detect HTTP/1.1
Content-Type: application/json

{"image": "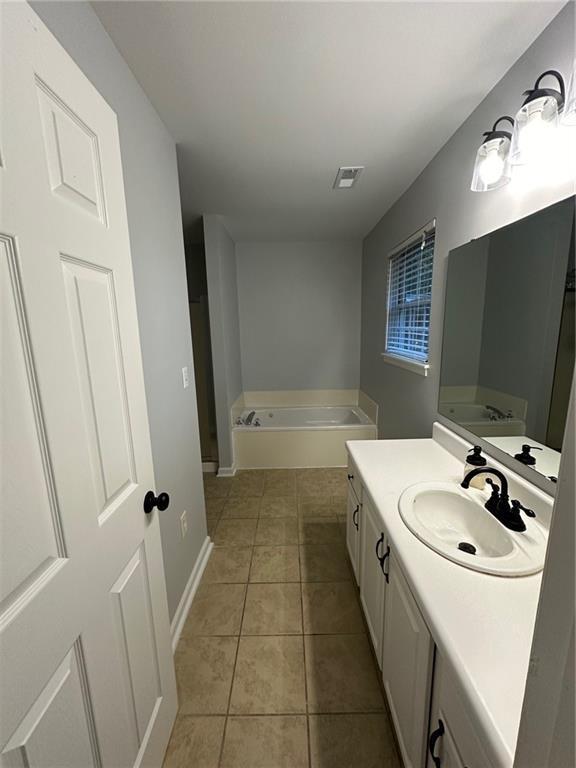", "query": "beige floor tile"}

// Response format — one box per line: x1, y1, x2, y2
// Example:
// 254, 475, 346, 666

212, 518, 258, 546
181, 583, 246, 636
230, 471, 265, 497
205, 498, 226, 515
298, 517, 341, 544
242, 583, 302, 635
202, 547, 252, 584
299, 501, 339, 518
206, 514, 221, 536
204, 475, 233, 499
256, 517, 299, 545
250, 546, 300, 582
297, 479, 333, 499
300, 545, 352, 582
301, 582, 365, 634
260, 497, 298, 518
175, 636, 238, 714
221, 496, 261, 518
221, 716, 309, 768
309, 714, 401, 768
305, 634, 384, 713
162, 715, 225, 768
263, 475, 298, 497
229, 636, 306, 714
